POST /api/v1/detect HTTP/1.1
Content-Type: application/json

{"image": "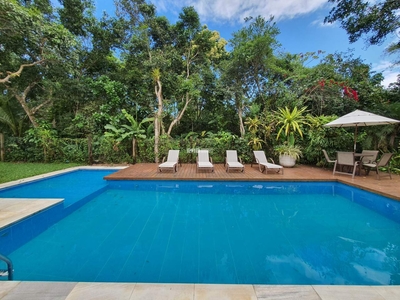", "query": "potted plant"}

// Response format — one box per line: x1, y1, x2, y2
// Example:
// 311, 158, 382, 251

274, 106, 309, 167
274, 143, 302, 167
